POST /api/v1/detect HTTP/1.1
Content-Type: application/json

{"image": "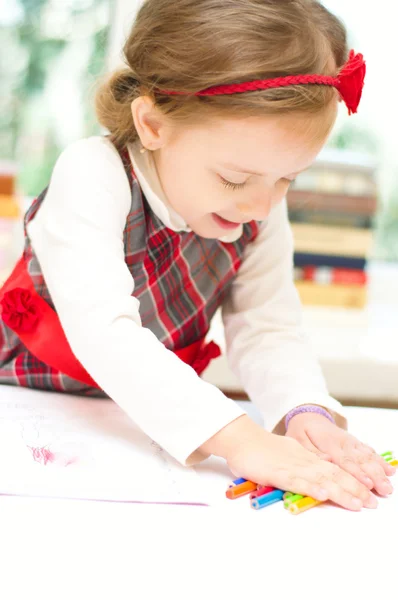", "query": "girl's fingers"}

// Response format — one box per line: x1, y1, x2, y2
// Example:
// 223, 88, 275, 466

334, 454, 375, 490
311, 485, 366, 511
330, 462, 376, 506
349, 447, 393, 496
356, 444, 395, 476
275, 473, 368, 511
312, 463, 375, 509
273, 461, 376, 511
373, 451, 396, 476
385, 462, 397, 476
